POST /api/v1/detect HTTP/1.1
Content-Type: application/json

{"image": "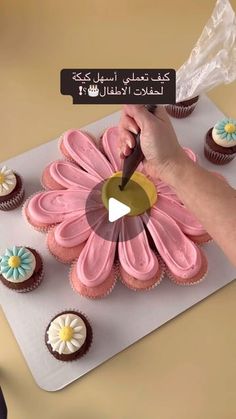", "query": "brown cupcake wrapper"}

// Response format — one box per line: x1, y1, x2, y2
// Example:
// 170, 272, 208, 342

14, 269, 44, 293
204, 142, 236, 165
165, 103, 197, 118
0, 184, 25, 211
45, 309, 93, 362
69, 260, 117, 299
1, 265, 44, 293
